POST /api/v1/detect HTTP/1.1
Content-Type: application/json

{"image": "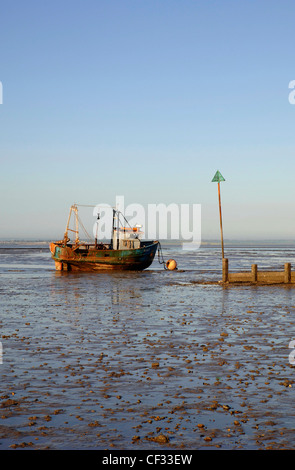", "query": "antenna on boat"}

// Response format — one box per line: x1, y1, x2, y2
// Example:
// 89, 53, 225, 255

95, 212, 100, 248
